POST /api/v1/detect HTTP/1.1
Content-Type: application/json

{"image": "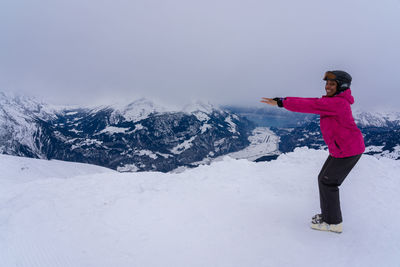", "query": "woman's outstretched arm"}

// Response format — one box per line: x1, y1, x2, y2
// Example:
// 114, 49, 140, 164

261, 96, 343, 116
